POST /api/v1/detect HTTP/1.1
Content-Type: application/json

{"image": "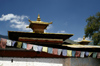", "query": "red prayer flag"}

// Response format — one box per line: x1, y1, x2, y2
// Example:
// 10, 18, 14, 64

97, 52, 100, 59
75, 51, 81, 57
0, 38, 7, 49
53, 48, 58, 55
26, 44, 33, 50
